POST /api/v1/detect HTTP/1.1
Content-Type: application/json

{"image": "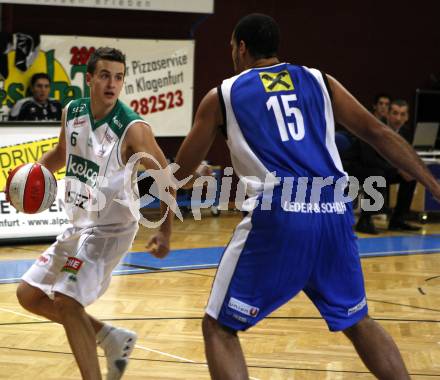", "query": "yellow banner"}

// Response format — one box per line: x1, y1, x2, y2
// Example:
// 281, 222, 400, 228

0, 138, 65, 189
